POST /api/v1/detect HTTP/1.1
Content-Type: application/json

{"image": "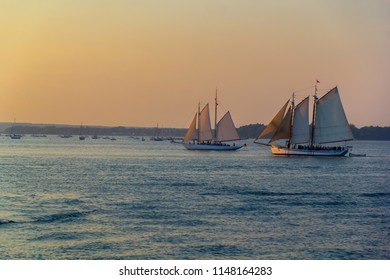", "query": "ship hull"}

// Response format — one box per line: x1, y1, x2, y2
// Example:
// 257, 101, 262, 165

183, 143, 242, 151
271, 145, 349, 156
10, 134, 22, 139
